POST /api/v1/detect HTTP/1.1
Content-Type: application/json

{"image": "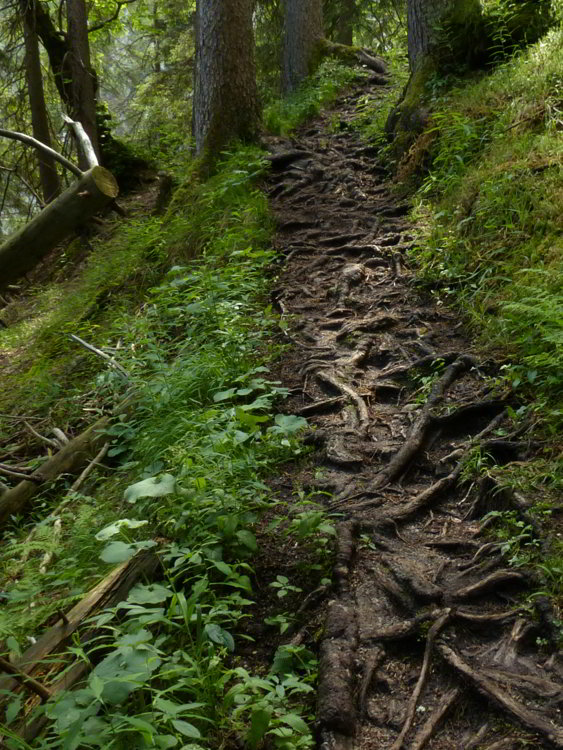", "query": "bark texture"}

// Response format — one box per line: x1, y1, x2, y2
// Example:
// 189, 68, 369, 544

193, 0, 259, 158
66, 0, 100, 167
0, 166, 118, 289
21, 0, 61, 203
282, 0, 324, 94
334, 0, 356, 45
407, 0, 481, 72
